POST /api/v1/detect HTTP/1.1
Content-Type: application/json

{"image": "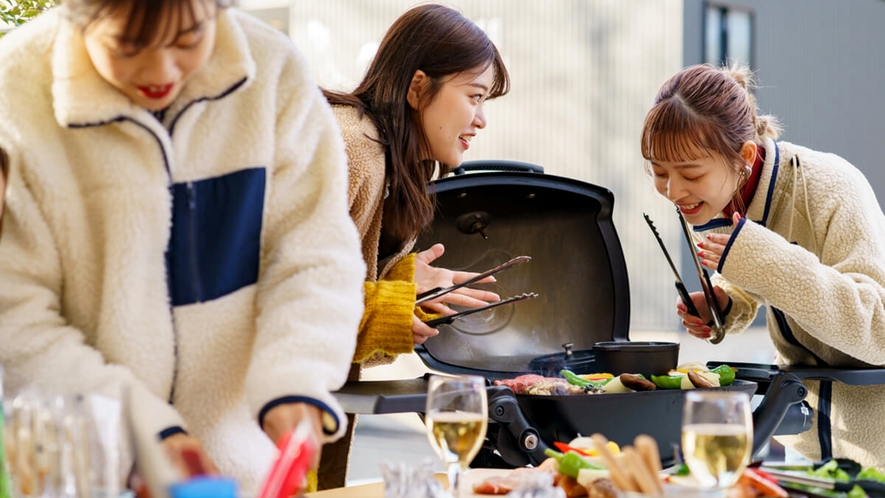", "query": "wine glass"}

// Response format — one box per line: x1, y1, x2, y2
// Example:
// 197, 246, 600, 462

682, 391, 753, 489
425, 375, 488, 497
